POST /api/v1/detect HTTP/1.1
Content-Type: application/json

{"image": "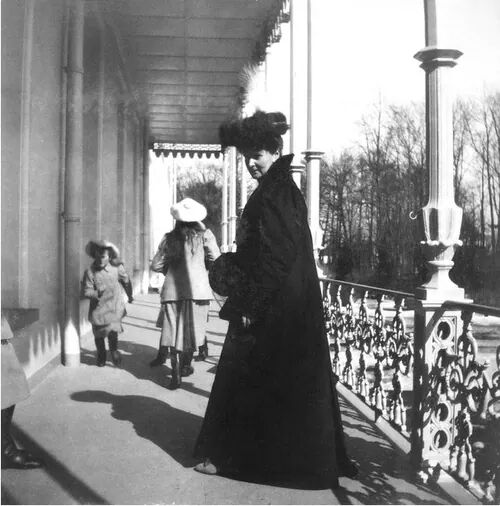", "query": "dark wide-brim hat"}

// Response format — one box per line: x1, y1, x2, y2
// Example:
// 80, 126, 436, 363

85, 240, 120, 260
